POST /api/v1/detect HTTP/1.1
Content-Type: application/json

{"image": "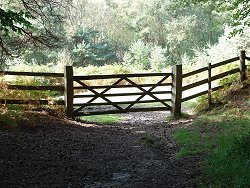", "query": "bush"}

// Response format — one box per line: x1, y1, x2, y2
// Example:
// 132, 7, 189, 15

203, 131, 250, 187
